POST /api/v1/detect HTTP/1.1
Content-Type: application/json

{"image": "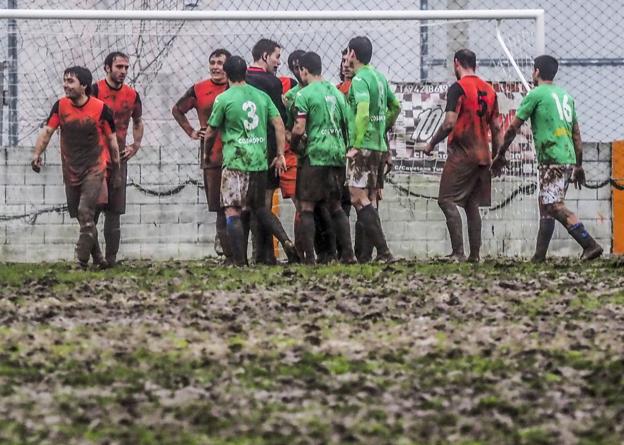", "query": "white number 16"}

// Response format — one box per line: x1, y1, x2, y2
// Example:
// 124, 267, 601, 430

552, 93, 573, 123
